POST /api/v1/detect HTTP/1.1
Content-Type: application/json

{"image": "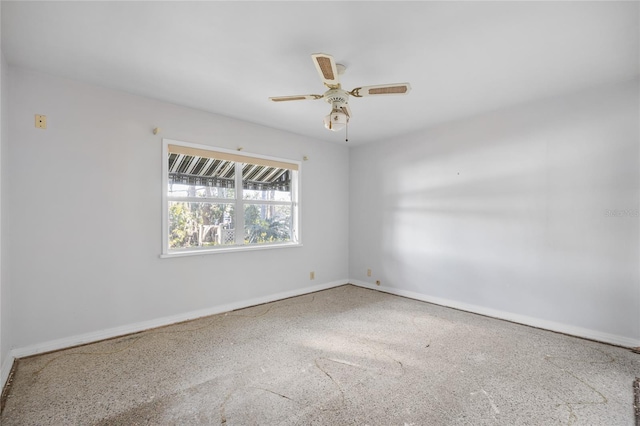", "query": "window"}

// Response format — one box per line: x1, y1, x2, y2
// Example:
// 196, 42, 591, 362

162, 140, 300, 256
